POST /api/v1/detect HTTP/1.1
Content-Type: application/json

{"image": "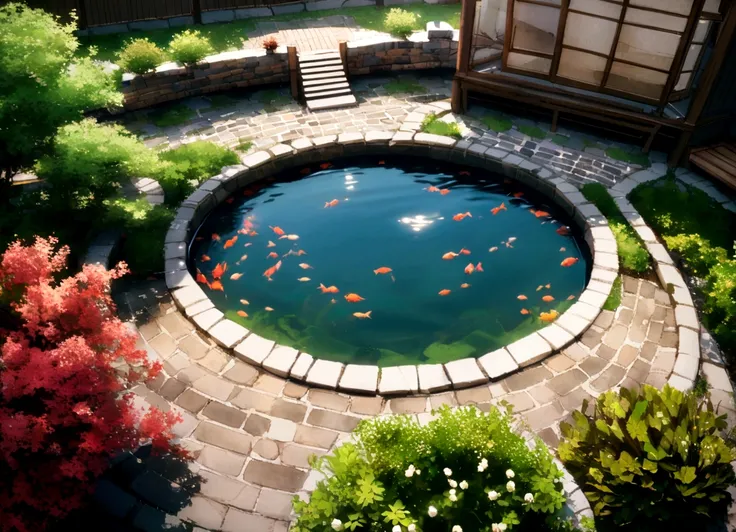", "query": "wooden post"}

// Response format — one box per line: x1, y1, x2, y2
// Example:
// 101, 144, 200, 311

77, 0, 89, 30
192, 0, 202, 25
288, 45, 299, 100
452, 0, 476, 113
339, 40, 348, 74
551, 109, 559, 132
